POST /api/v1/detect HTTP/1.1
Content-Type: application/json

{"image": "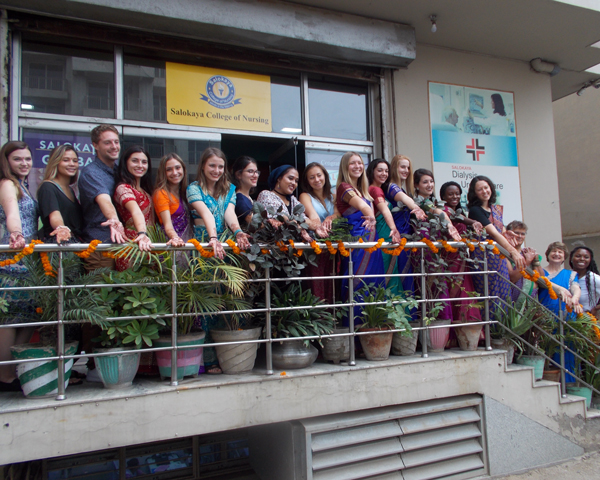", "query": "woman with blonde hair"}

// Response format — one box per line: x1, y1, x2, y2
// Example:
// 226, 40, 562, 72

37, 145, 83, 243
336, 152, 384, 317
153, 153, 192, 246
